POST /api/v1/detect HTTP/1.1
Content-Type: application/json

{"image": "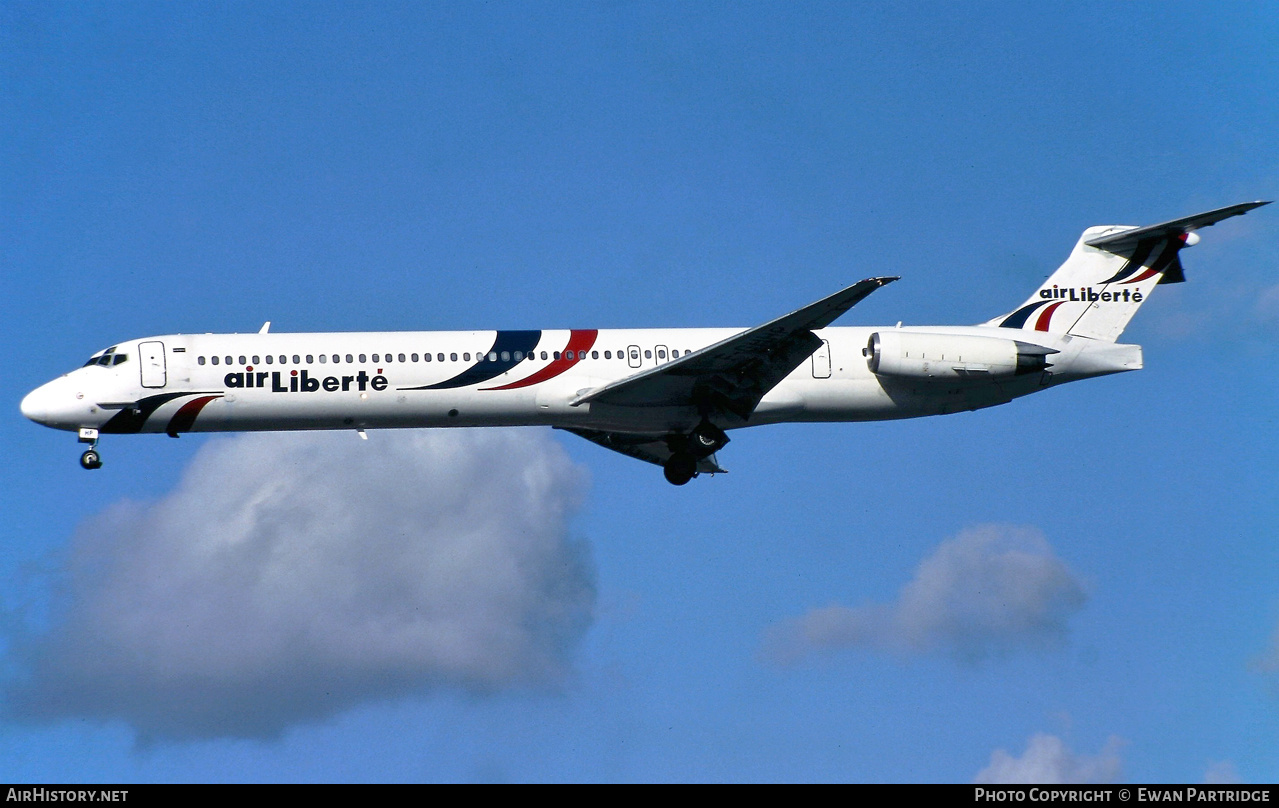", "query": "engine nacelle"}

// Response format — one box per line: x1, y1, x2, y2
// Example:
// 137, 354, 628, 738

865, 331, 1055, 381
